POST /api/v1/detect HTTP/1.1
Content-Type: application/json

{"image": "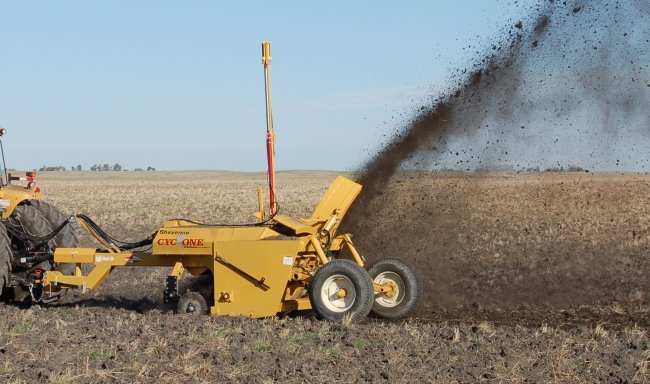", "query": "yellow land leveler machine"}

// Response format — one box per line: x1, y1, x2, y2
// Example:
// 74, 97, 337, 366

43, 175, 419, 321
0, 43, 420, 322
